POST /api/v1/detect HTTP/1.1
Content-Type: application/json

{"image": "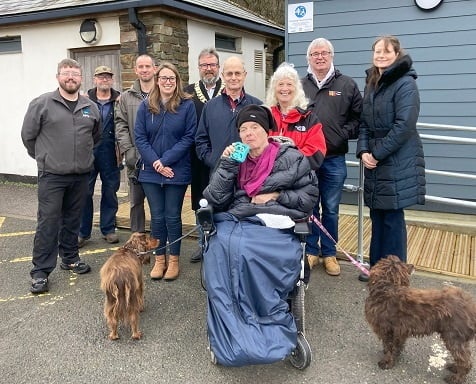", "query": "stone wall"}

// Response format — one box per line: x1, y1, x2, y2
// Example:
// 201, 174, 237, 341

118, 10, 283, 91
118, 11, 189, 90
